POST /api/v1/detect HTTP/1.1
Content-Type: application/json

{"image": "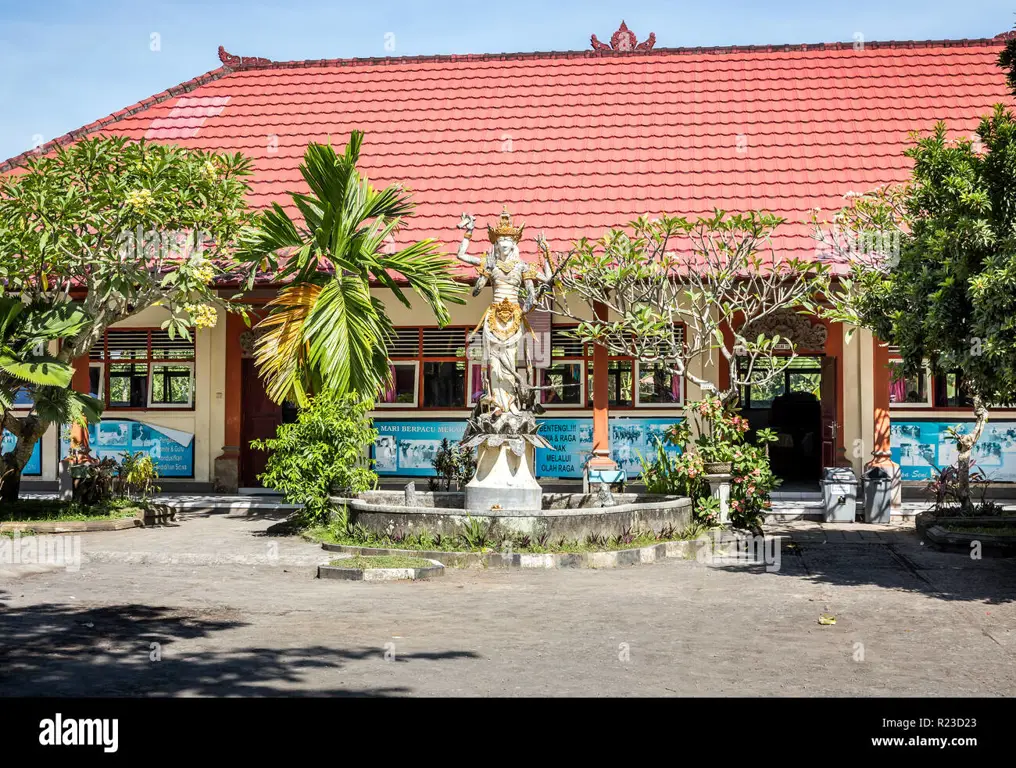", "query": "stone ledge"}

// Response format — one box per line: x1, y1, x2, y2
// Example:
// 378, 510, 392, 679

0, 506, 176, 534
317, 559, 445, 581
319, 539, 712, 569
922, 522, 1016, 557
0, 517, 141, 534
